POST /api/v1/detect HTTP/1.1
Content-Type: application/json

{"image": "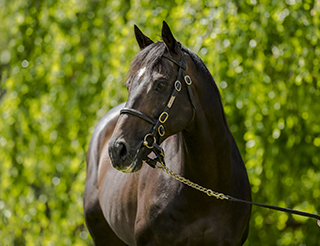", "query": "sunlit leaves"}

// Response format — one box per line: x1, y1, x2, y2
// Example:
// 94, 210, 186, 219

0, 0, 319, 245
